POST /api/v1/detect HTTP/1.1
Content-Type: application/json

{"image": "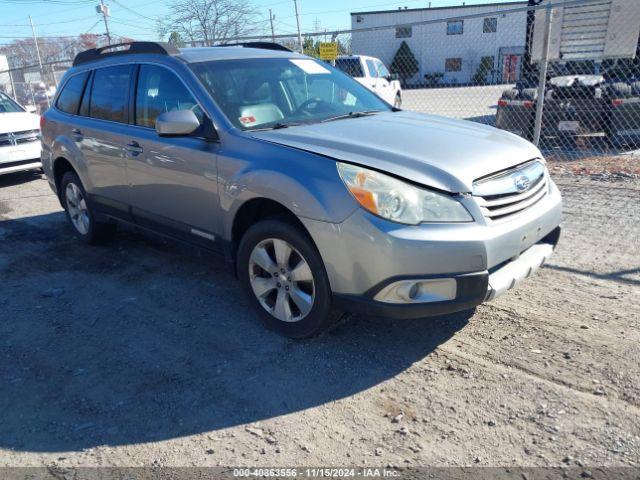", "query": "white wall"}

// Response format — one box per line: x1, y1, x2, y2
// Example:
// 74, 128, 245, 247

350, 3, 527, 85
0, 55, 10, 95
